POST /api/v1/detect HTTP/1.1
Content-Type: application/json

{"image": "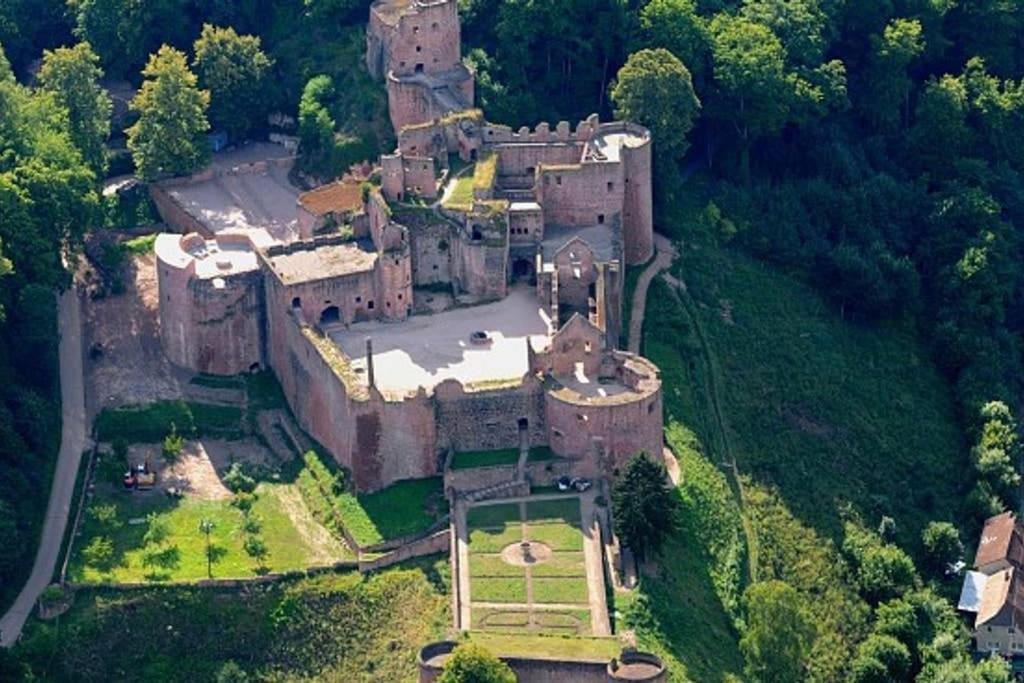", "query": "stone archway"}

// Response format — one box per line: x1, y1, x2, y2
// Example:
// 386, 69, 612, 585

320, 305, 341, 325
